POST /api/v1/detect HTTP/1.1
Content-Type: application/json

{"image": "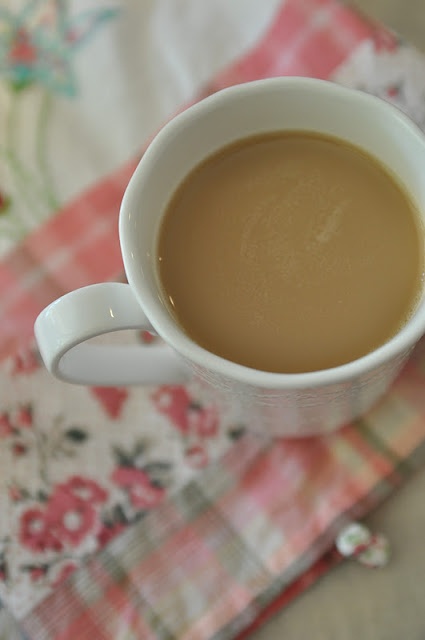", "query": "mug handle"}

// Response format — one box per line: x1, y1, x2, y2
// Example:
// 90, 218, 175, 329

34, 282, 190, 386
